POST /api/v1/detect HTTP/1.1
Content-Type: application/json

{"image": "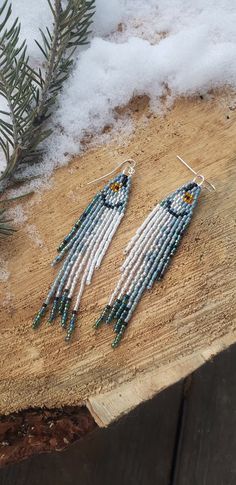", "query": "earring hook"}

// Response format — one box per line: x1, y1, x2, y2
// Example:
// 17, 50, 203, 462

176, 155, 216, 192
87, 159, 136, 185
